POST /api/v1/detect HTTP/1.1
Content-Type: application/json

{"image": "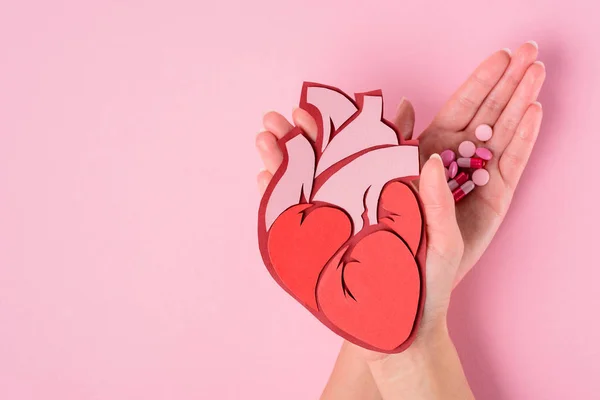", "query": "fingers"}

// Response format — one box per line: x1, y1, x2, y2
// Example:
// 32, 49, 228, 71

499, 102, 543, 191
257, 170, 273, 194
263, 111, 294, 139
257, 110, 316, 194
256, 131, 283, 174
419, 154, 464, 270
393, 98, 416, 140
292, 107, 318, 141
258, 111, 294, 175
467, 42, 539, 130
488, 61, 546, 153
431, 49, 511, 132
